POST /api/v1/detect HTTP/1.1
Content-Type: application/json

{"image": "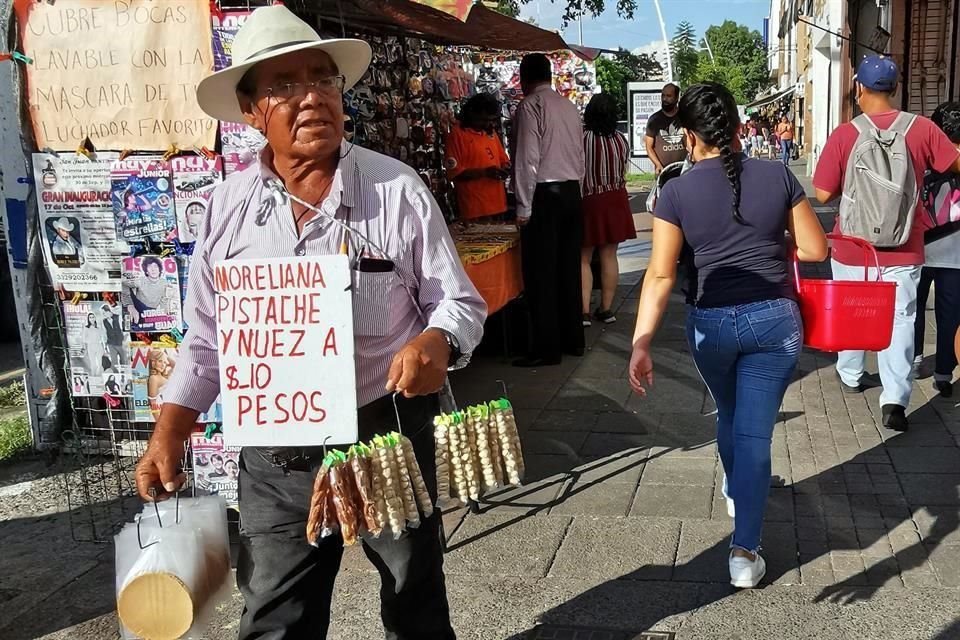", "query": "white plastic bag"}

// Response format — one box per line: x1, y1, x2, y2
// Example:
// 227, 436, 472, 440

115, 495, 231, 640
